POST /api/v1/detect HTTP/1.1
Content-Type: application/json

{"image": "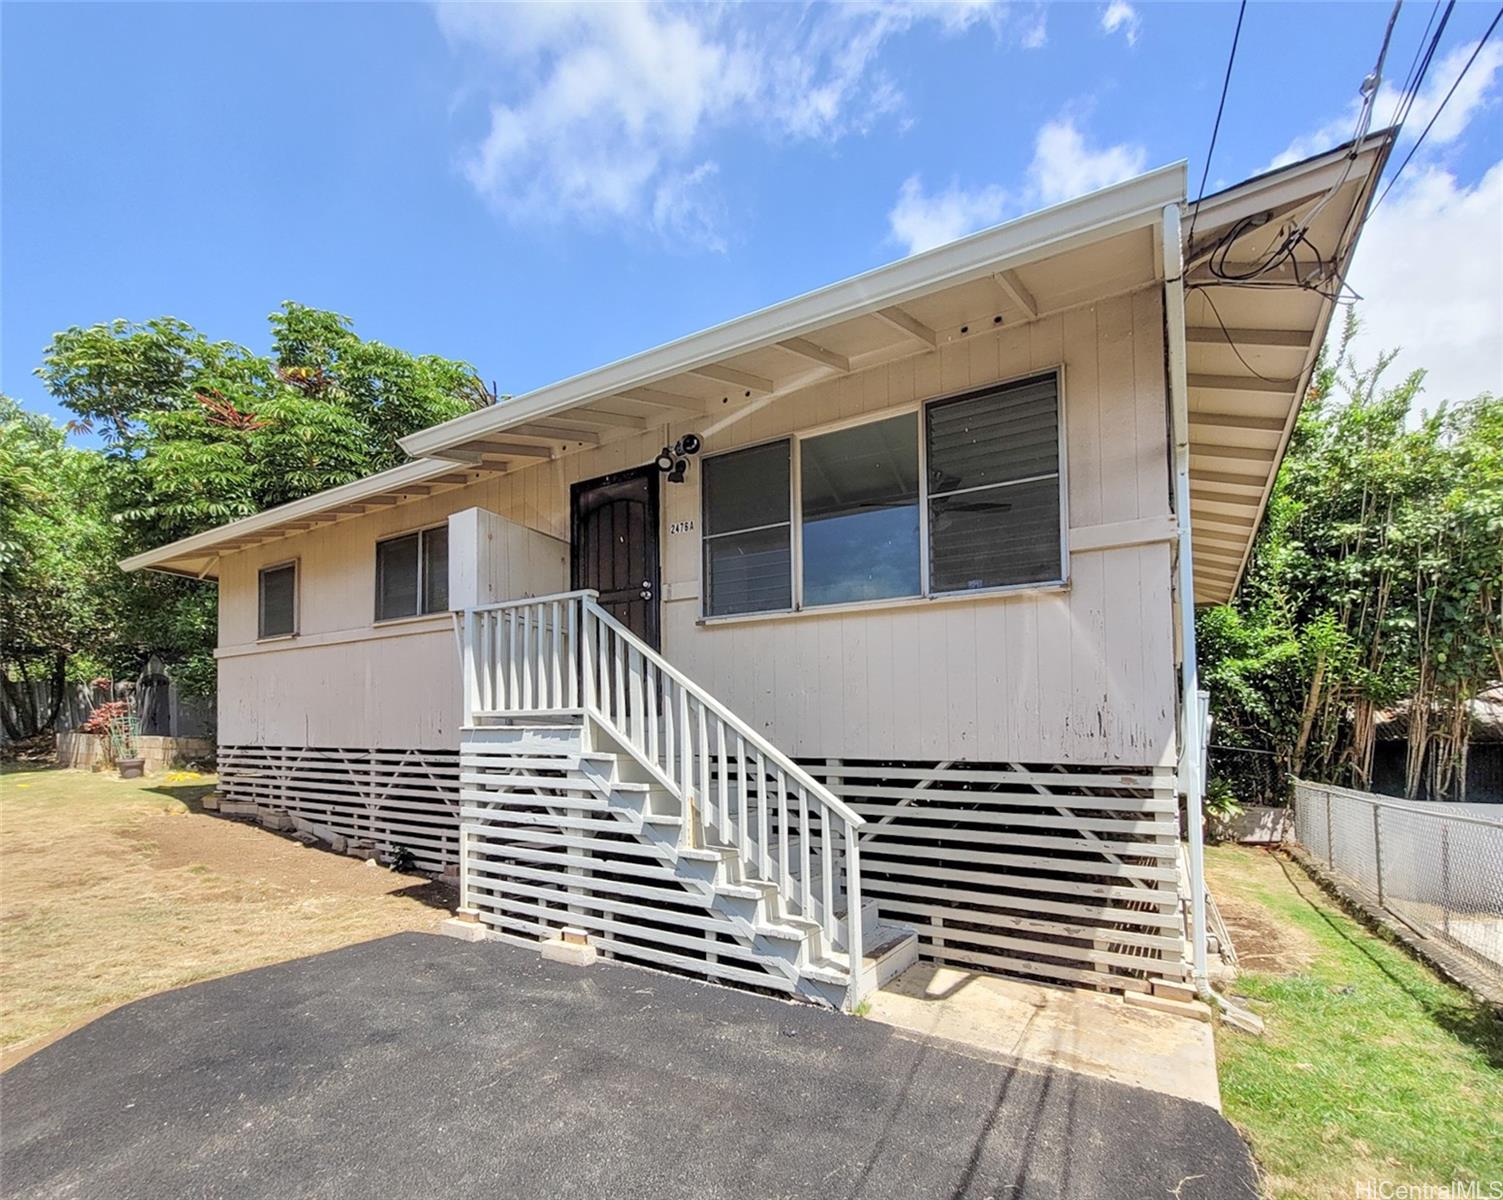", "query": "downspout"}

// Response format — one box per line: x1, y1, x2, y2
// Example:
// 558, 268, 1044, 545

1162, 202, 1210, 996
